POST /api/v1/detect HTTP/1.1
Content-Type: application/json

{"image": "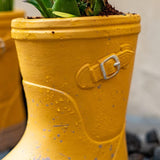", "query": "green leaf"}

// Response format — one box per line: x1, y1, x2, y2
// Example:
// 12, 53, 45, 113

52, 0, 81, 17
53, 11, 76, 18
93, 0, 104, 15
0, 0, 14, 11
24, 0, 105, 18
25, 0, 54, 18
36, 0, 54, 17
25, 0, 48, 17
41, 0, 53, 8
90, 0, 96, 9
77, 0, 88, 16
